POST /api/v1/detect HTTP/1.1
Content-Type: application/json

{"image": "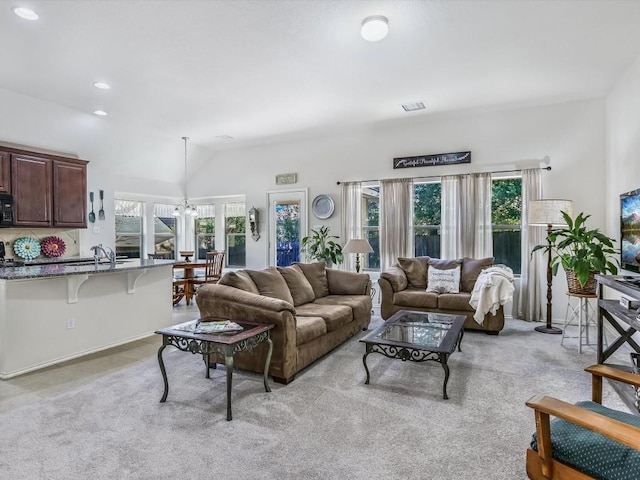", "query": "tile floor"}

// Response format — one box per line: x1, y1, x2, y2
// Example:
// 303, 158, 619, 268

0, 302, 200, 414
